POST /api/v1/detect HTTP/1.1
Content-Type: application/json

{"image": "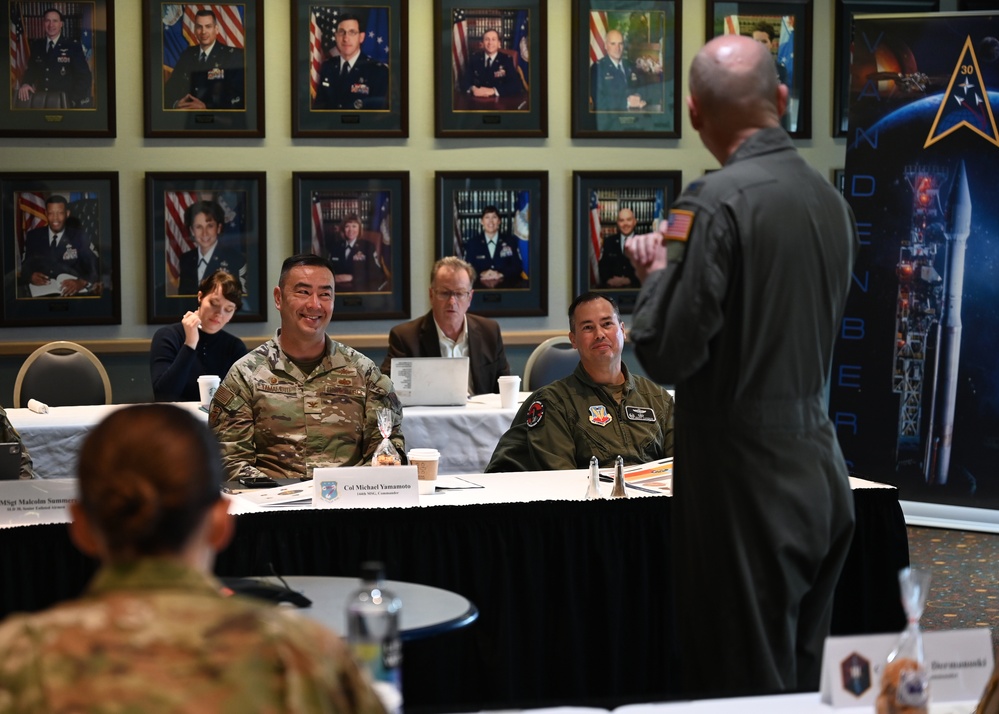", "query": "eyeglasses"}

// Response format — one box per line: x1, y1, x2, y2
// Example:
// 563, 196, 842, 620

433, 290, 471, 301
336, 28, 360, 37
